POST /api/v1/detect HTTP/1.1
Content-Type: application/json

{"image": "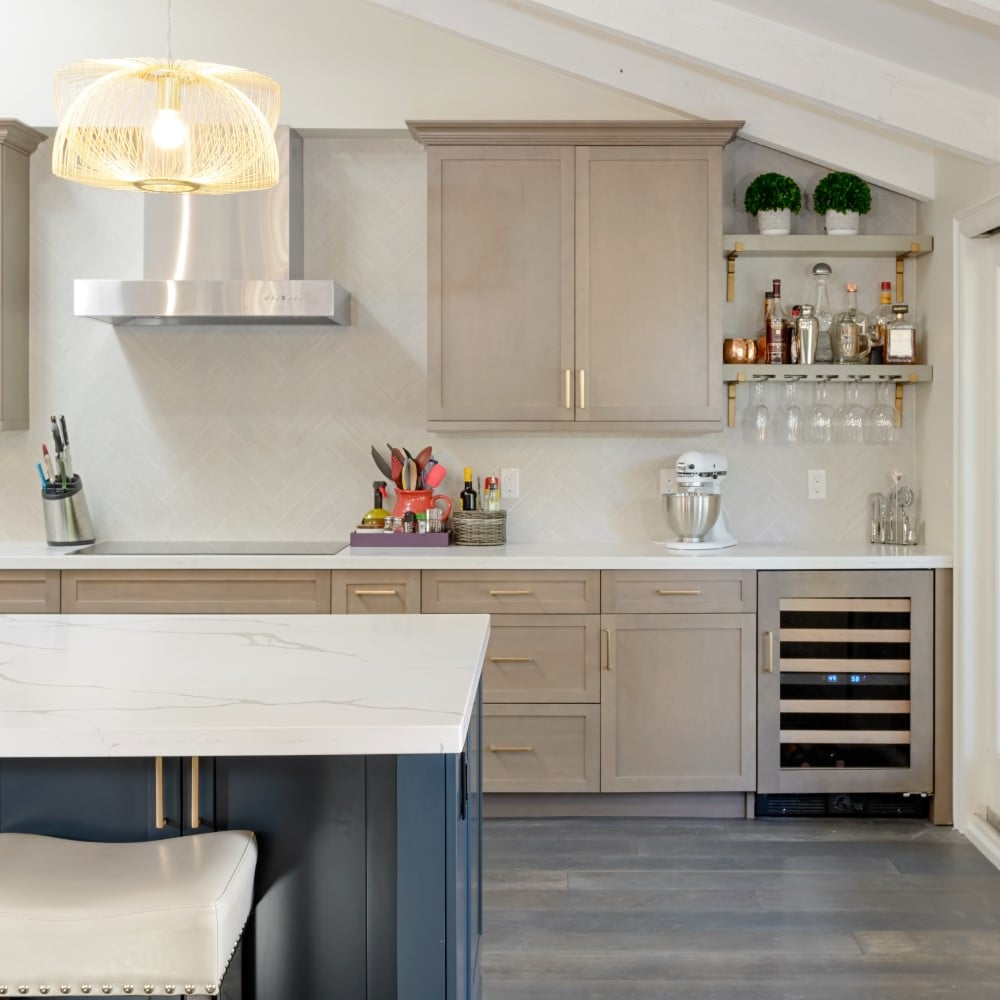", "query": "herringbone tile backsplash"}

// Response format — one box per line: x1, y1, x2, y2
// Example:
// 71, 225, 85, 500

0, 137, 920, 546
